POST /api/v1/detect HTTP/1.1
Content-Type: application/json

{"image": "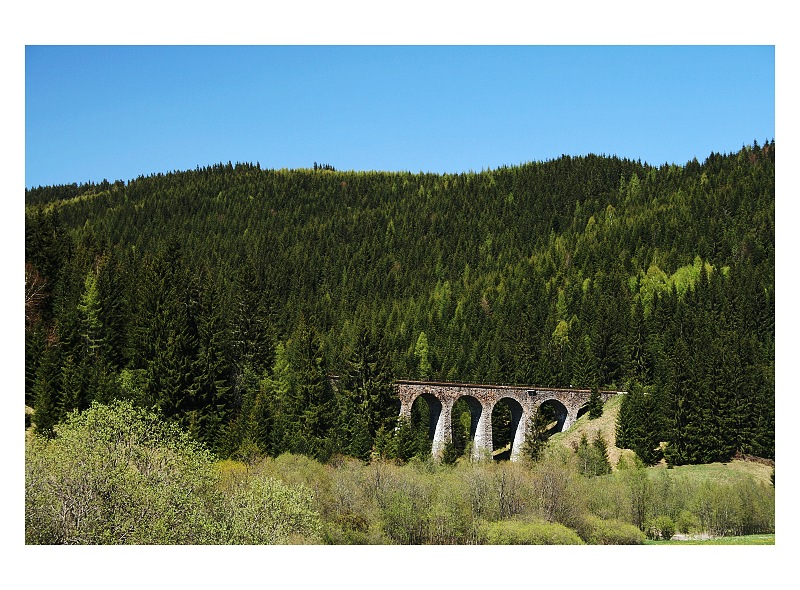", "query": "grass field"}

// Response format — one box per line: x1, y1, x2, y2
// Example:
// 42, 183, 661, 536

646, 534, 775, 545
648, 458, 774, 486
